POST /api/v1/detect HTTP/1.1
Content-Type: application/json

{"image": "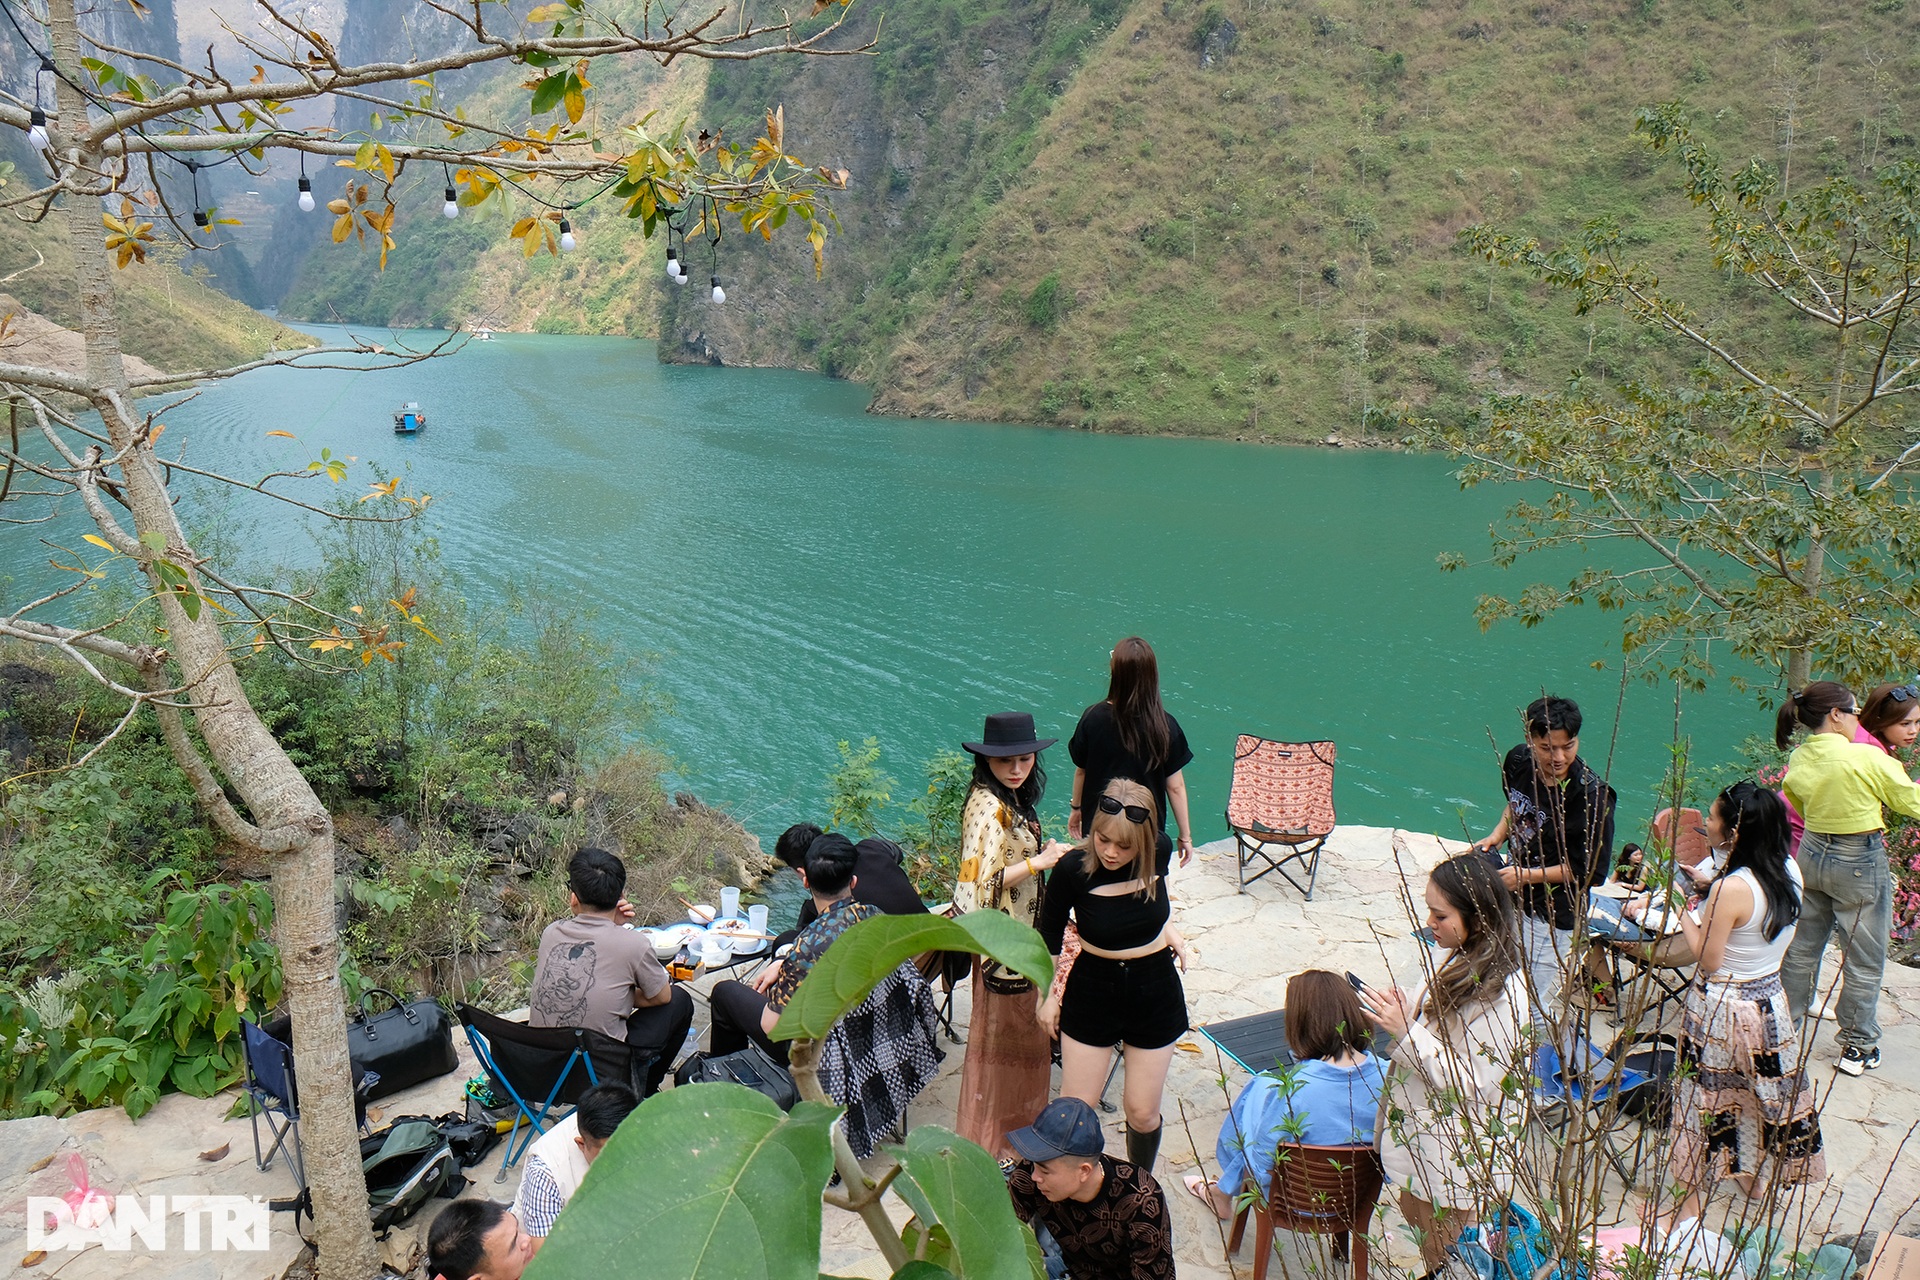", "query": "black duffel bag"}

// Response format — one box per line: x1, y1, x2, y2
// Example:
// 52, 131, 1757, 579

347, 988, 458, 1101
